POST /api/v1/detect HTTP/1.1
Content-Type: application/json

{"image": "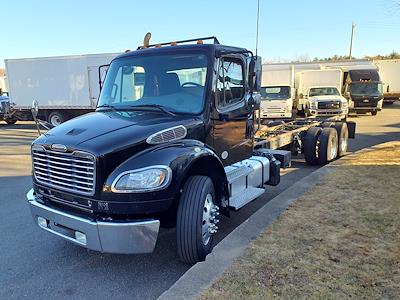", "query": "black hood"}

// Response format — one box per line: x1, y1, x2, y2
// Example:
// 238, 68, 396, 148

34, 111, 204, 156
